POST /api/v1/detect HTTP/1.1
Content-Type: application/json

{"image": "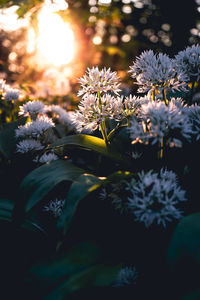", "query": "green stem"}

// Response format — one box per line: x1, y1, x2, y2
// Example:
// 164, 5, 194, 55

97, 91, 109, 145
162, 89, 168, 105
158, 137, 164, 160
152, 89, 156, 101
